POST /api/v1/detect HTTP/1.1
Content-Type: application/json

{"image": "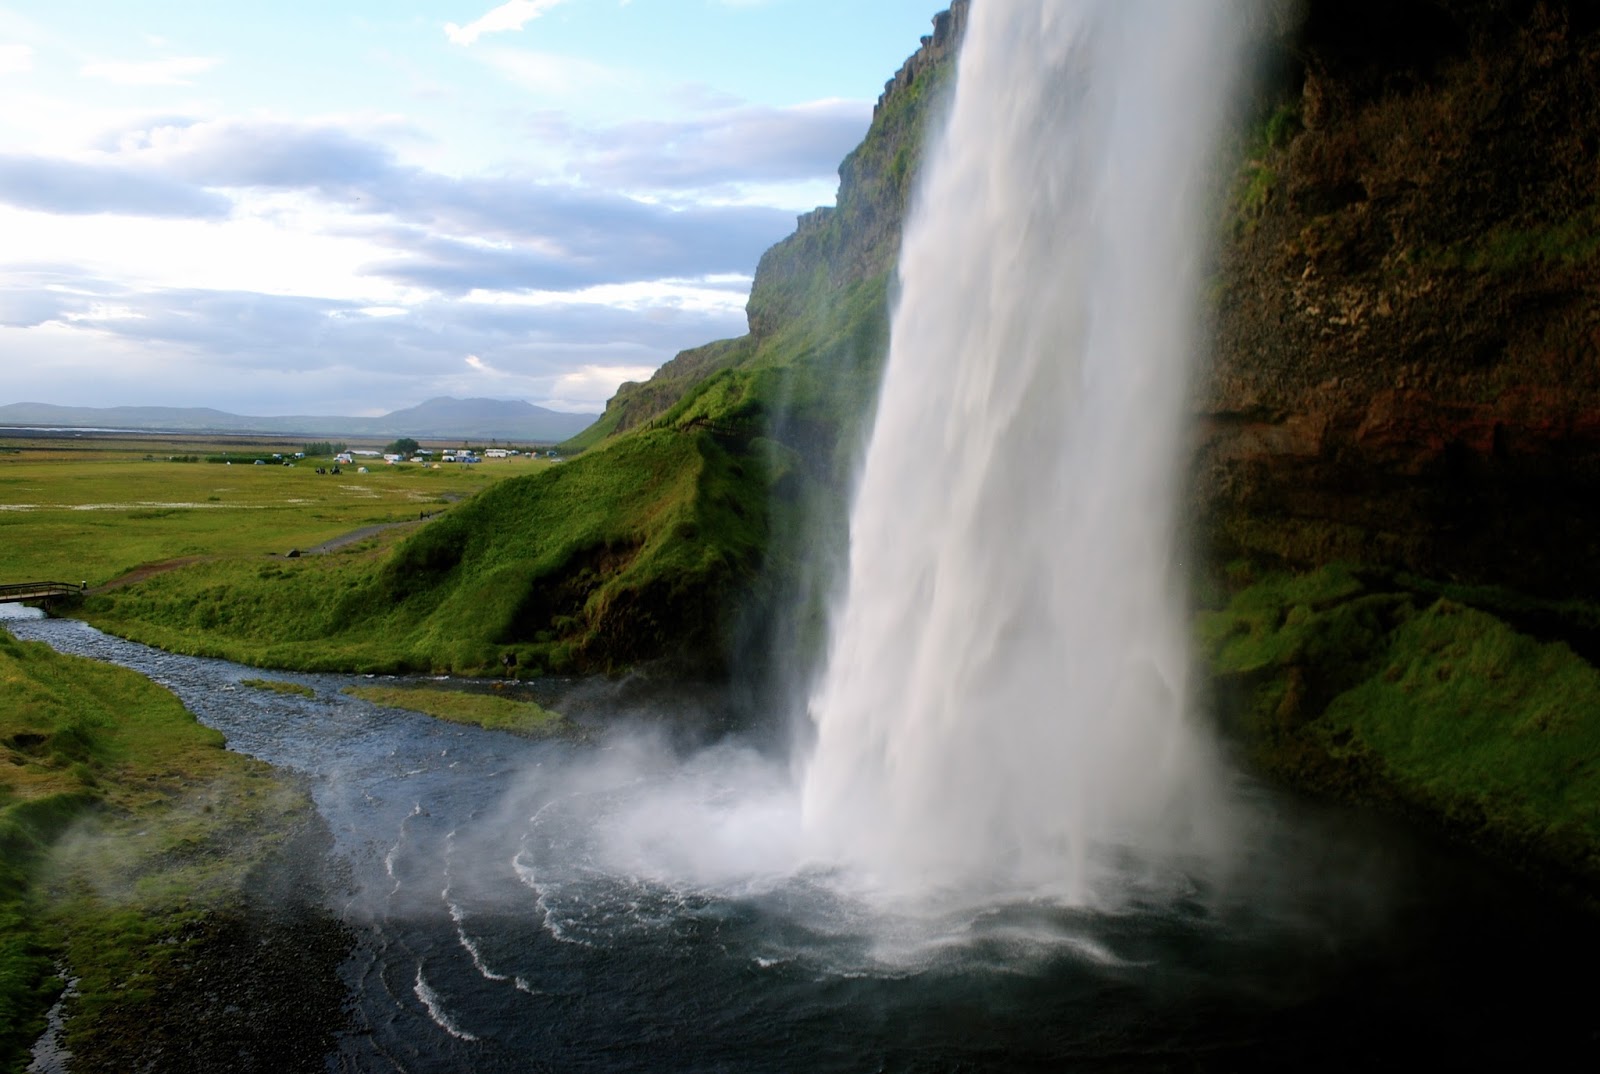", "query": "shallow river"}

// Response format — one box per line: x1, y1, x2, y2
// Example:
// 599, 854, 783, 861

8, 612, 1599, 1072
